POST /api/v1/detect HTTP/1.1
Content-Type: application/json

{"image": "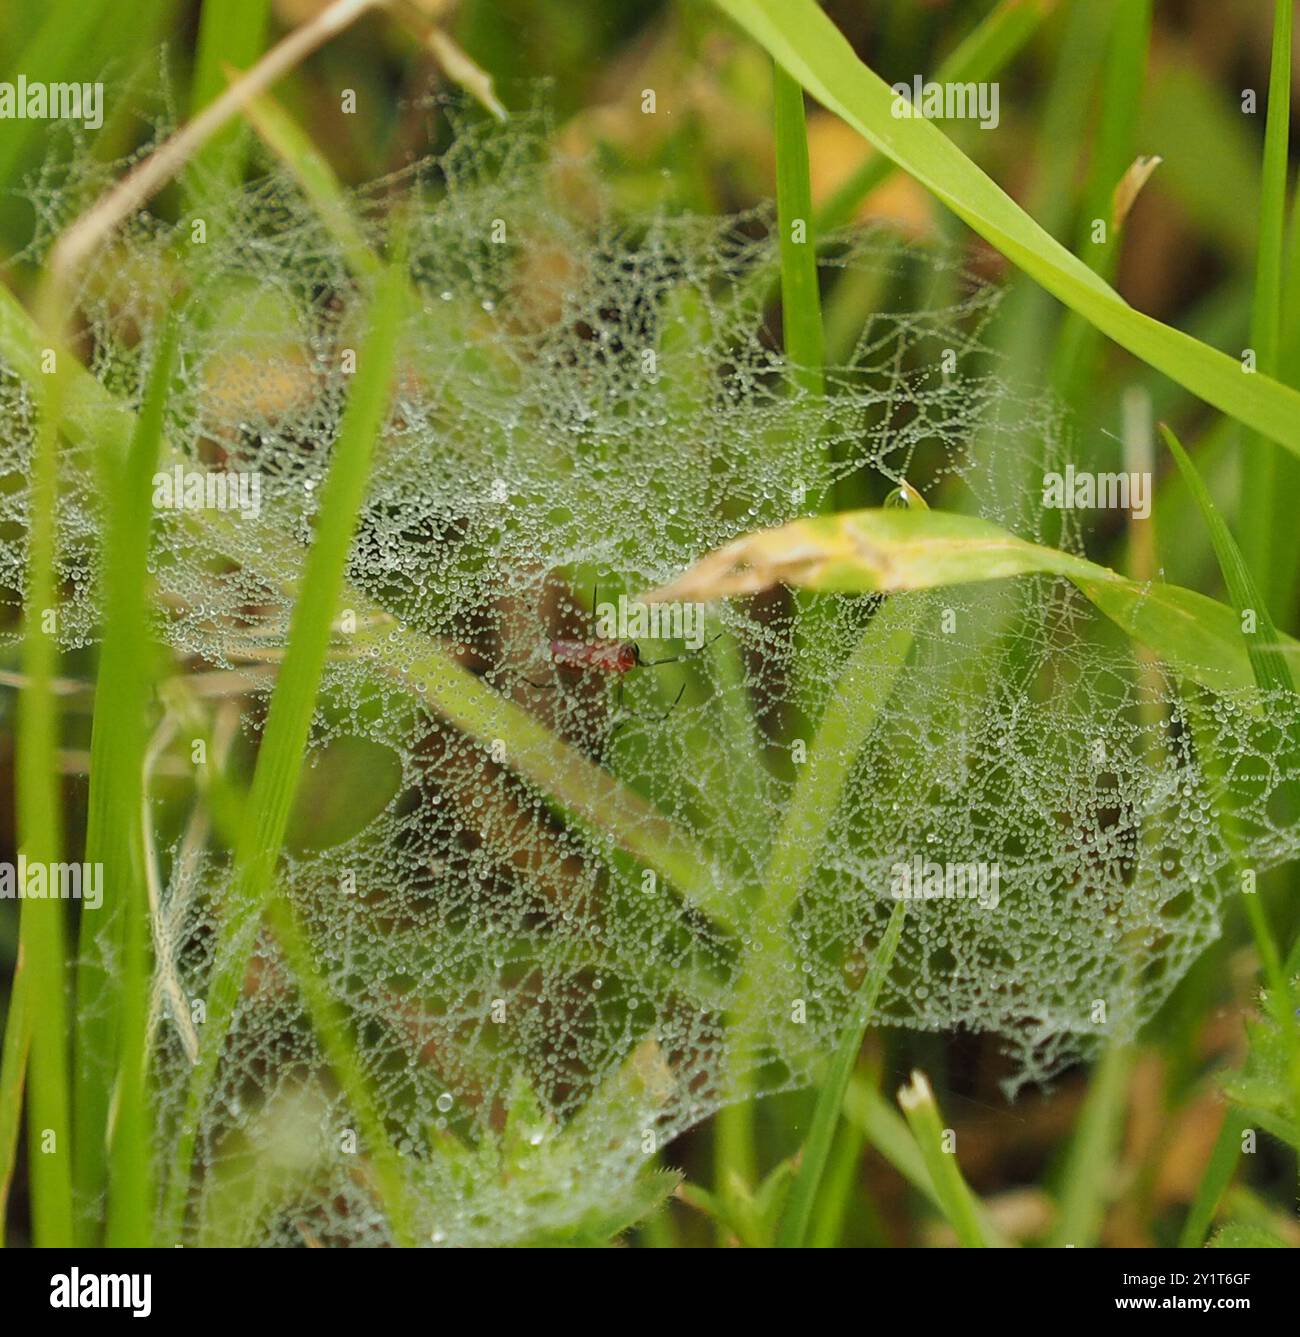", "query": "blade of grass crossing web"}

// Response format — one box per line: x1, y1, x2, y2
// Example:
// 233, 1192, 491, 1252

1241, 0, 1293, 613
1161, 426, 1293, 697
86, 323, 179, 1246
712, 58, 829, 1206
815, 0, 1051, 234
239, 83, 382, 280
1162, 422, 1300, 1183
164, 255, 413, 1245
17, 309, 74, 1247
185, 0, 273, 203
712, 0, 1300, 460
70, 327, 177, 1245
776, 899, 905, 1248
